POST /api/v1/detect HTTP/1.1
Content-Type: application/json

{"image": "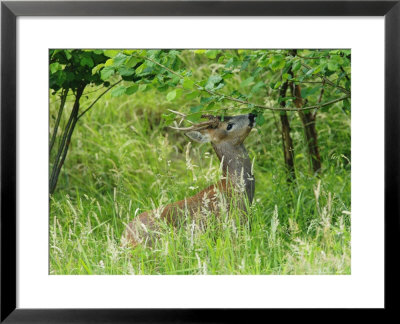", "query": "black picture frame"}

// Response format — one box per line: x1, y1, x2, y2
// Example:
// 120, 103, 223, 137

1, 0, 399, 322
